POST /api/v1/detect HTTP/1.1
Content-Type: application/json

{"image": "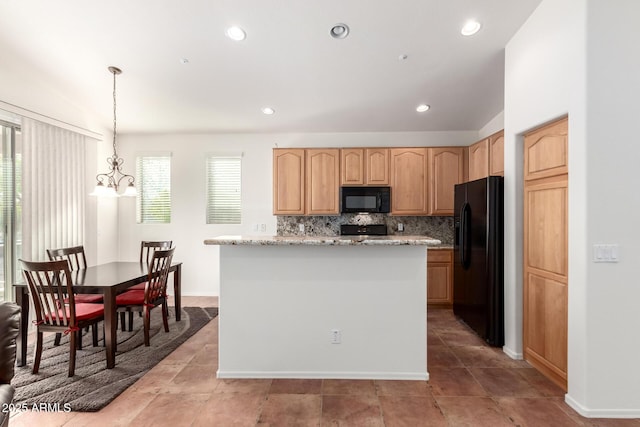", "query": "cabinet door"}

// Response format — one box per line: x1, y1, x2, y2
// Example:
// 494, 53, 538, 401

306, 149, 340, 215
390, 148, 428, 215
427, 249, 452, 305
273, 149, 305, 215
524, 118, 568, 181
430, 147, 464, 215
468, 138, 489, 181
489, 130, 504, 176
365, 148, 389, 185
341, 148, 365, 185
